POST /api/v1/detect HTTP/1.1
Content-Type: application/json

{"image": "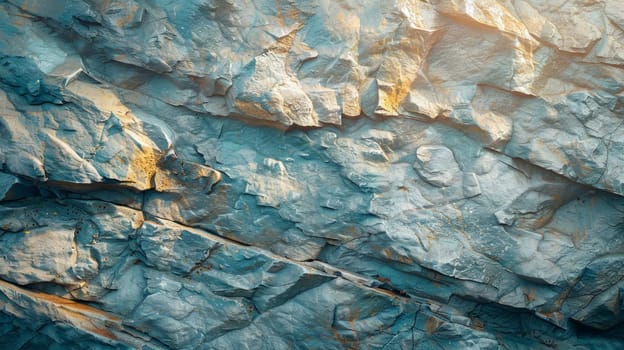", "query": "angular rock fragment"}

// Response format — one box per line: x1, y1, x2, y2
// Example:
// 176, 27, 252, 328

413, 145, 461, 187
